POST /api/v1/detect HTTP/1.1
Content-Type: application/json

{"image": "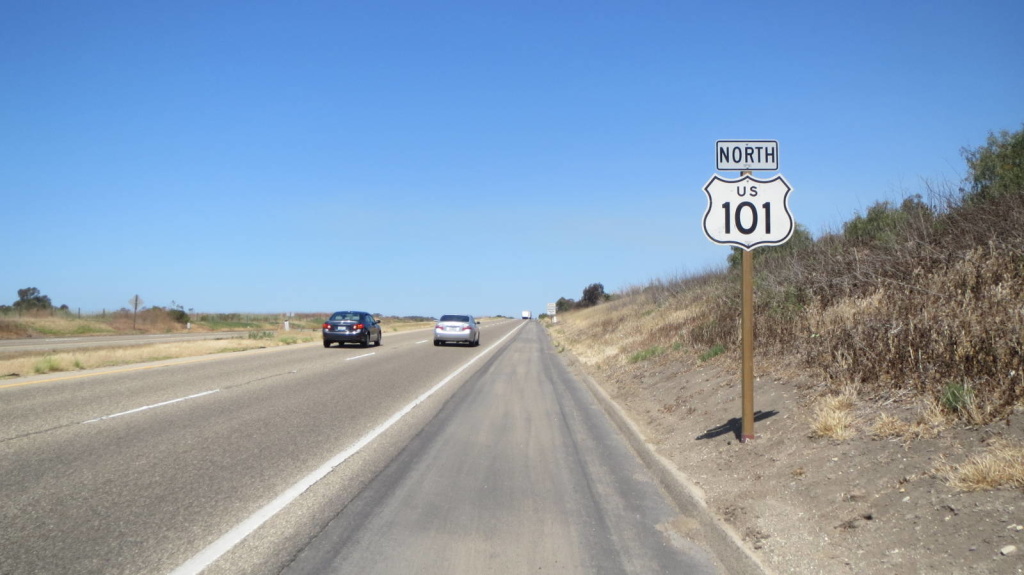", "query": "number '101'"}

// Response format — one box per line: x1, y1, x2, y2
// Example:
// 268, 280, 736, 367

721, 201, 771, 235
